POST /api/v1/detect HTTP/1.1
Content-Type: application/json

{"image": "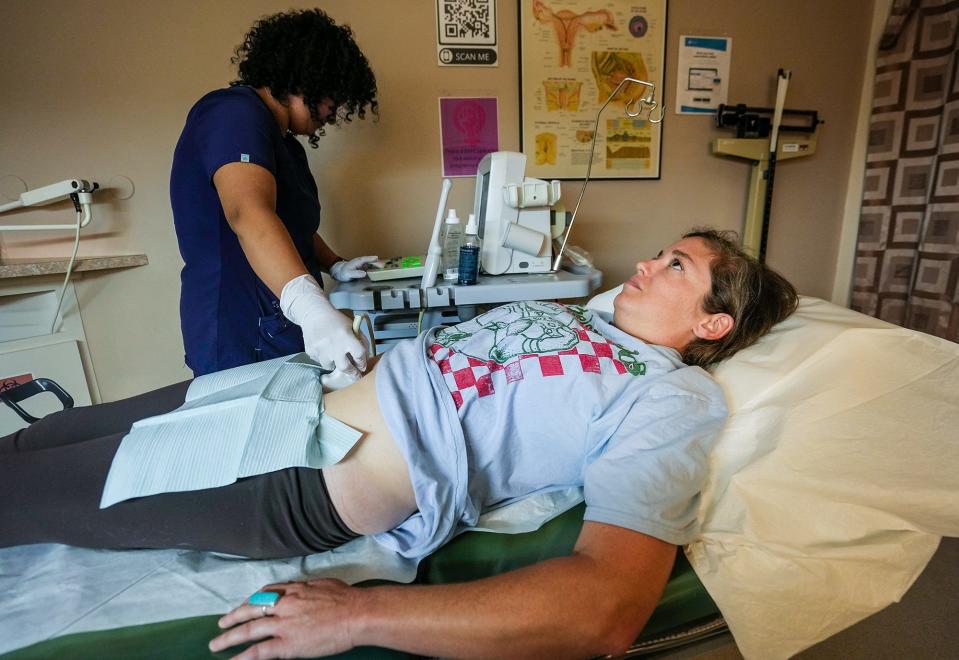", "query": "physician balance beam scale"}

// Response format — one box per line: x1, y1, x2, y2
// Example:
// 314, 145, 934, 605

712, 70, 822, 262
